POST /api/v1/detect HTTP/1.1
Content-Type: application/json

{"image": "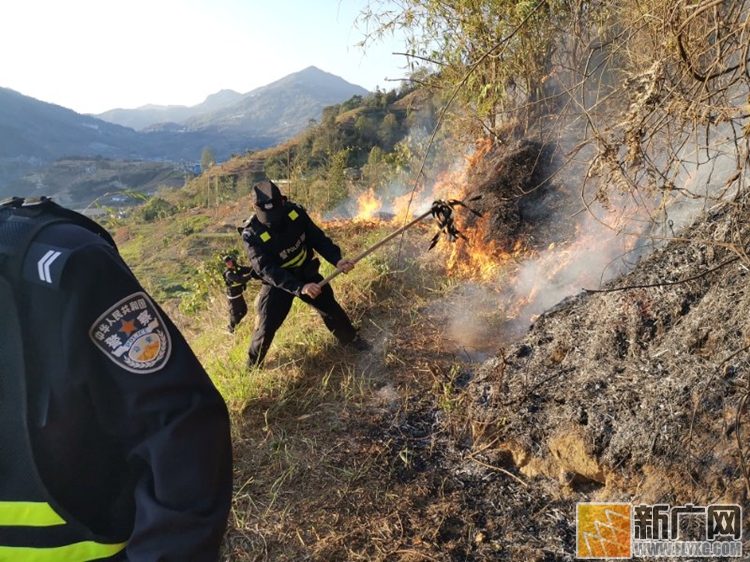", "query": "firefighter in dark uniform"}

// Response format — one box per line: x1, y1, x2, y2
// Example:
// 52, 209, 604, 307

0, 197, 233, 561
222, 253, 255, 333
241, 180, 370, 367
